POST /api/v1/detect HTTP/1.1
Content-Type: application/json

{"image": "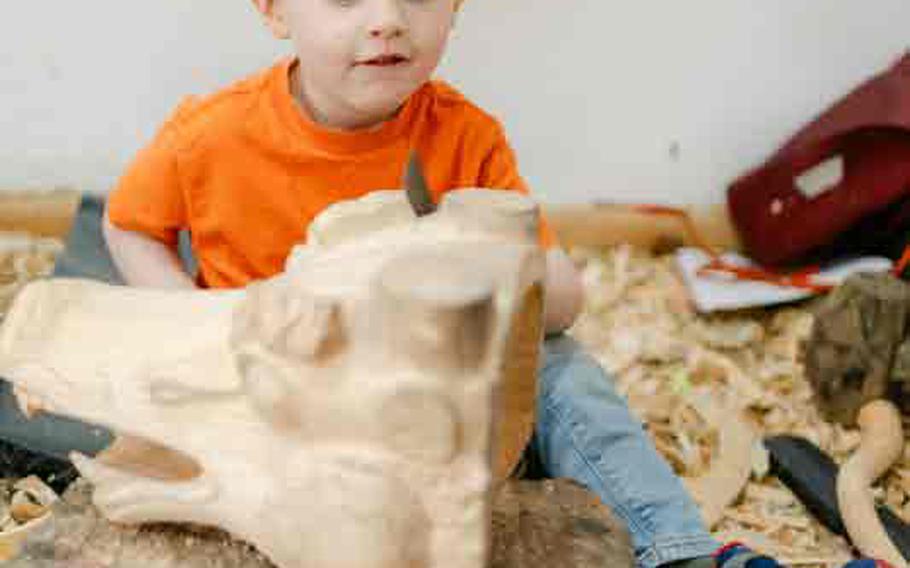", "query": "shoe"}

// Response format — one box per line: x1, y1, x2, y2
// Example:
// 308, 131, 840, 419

715, 542, 897, 568
714, 542, 782, 567
841, 559, 898, 568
